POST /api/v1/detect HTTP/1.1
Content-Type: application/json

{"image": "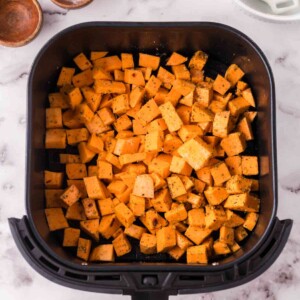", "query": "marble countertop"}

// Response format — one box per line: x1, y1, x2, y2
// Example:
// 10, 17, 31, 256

0, 0, 299, 299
